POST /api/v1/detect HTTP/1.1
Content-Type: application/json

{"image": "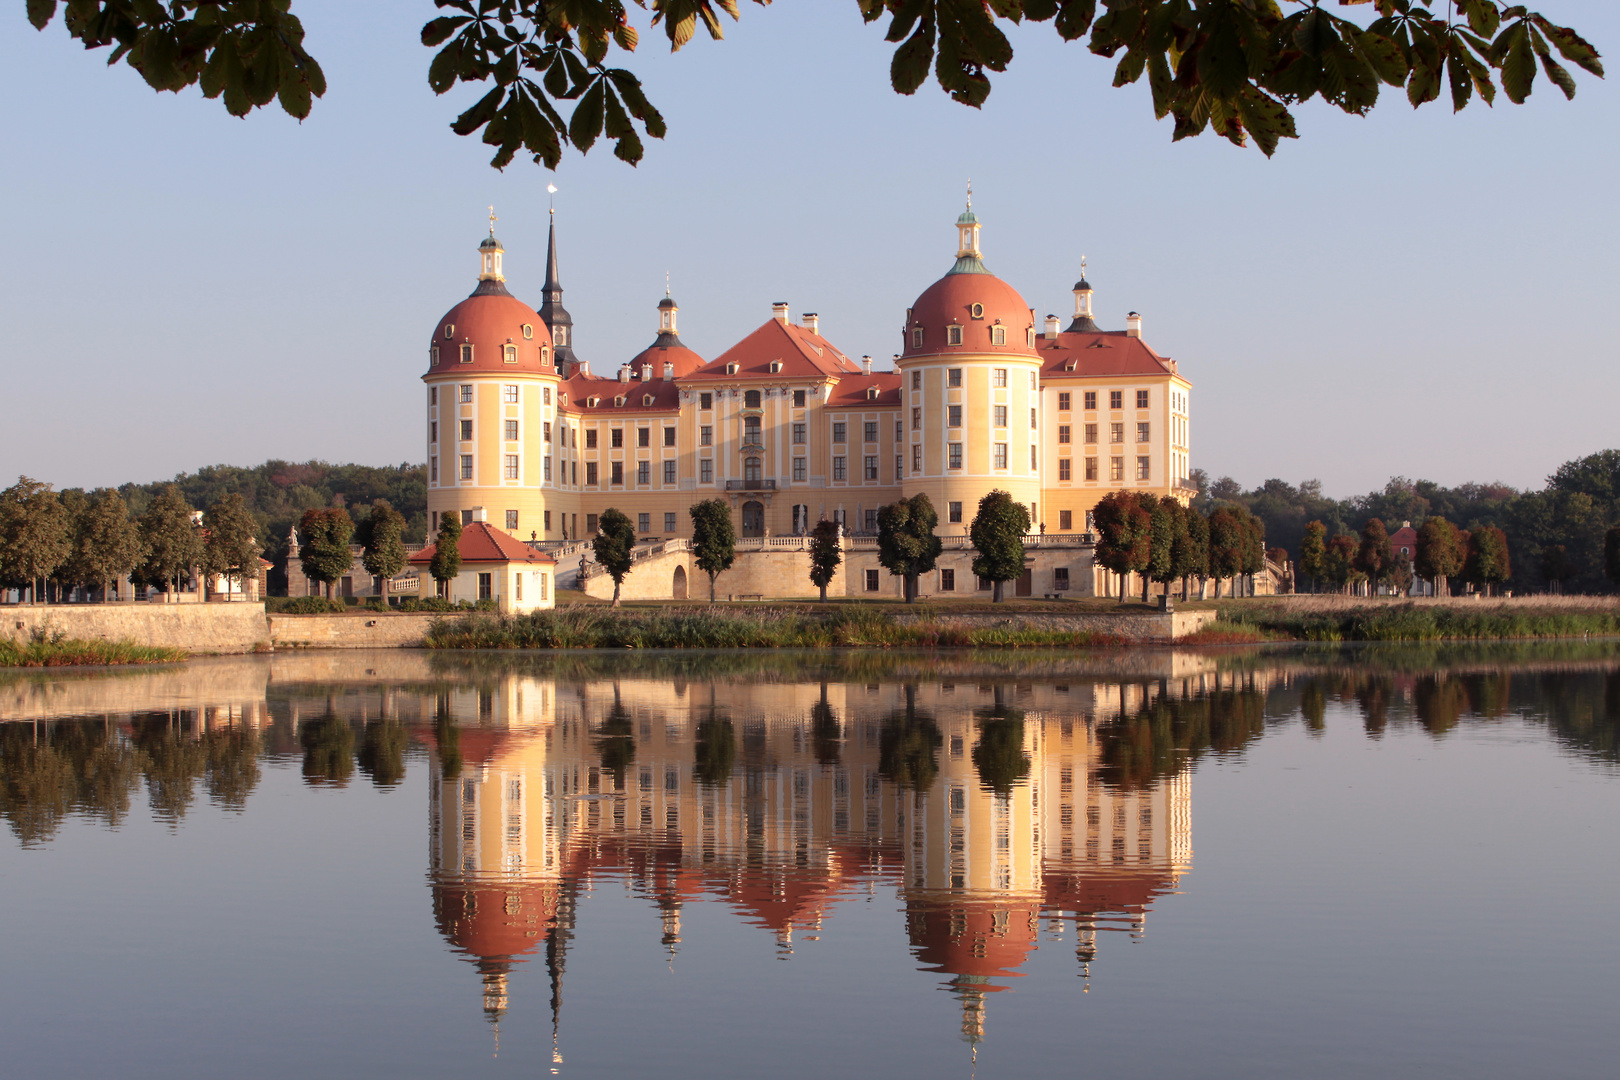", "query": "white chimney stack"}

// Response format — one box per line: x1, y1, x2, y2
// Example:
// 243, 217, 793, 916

470, 506, 487, 523
663, 361, 675, 380
801, 312, 819, 335
1126, 311, 1143, 338
1044, 314, 1061, 338
618, 365, 631, 382
641, 363, 652, 381
862, 355, 873, 375
772, 302, 790, 324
